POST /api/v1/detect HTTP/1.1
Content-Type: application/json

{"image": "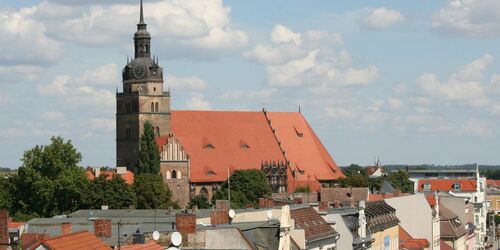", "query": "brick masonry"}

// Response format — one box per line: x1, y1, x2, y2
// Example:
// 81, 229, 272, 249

176, 213, 196, 234
94, 219, 112, 238
0, 210, 8, 246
